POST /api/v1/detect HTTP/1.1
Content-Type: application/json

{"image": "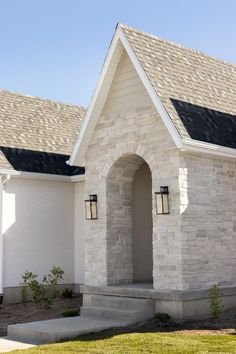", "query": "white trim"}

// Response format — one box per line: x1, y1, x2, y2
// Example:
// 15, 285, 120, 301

14, 172, 71, 182
0, 170, 85, 182
0, 177, 4, 294
0, 175, 10, 295
0, 170, 18, 177
181, 139, 236, 159
70, 174, 86, 182
69, 28, 123, 166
